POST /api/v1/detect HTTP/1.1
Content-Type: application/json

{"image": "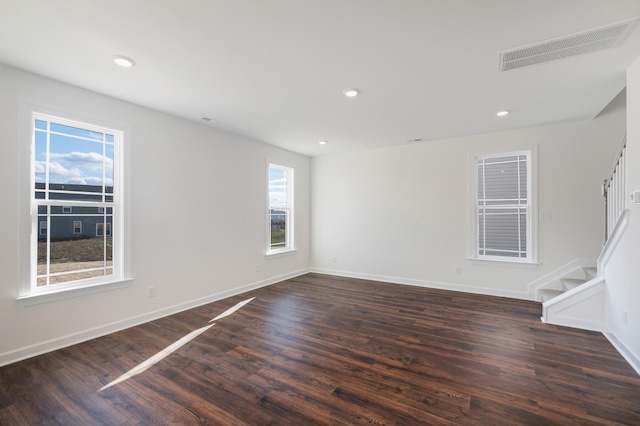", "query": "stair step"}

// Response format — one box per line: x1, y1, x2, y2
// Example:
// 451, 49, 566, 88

584, 267, 597, 280
540, 289, 563, 303
561, 278, 587, 292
